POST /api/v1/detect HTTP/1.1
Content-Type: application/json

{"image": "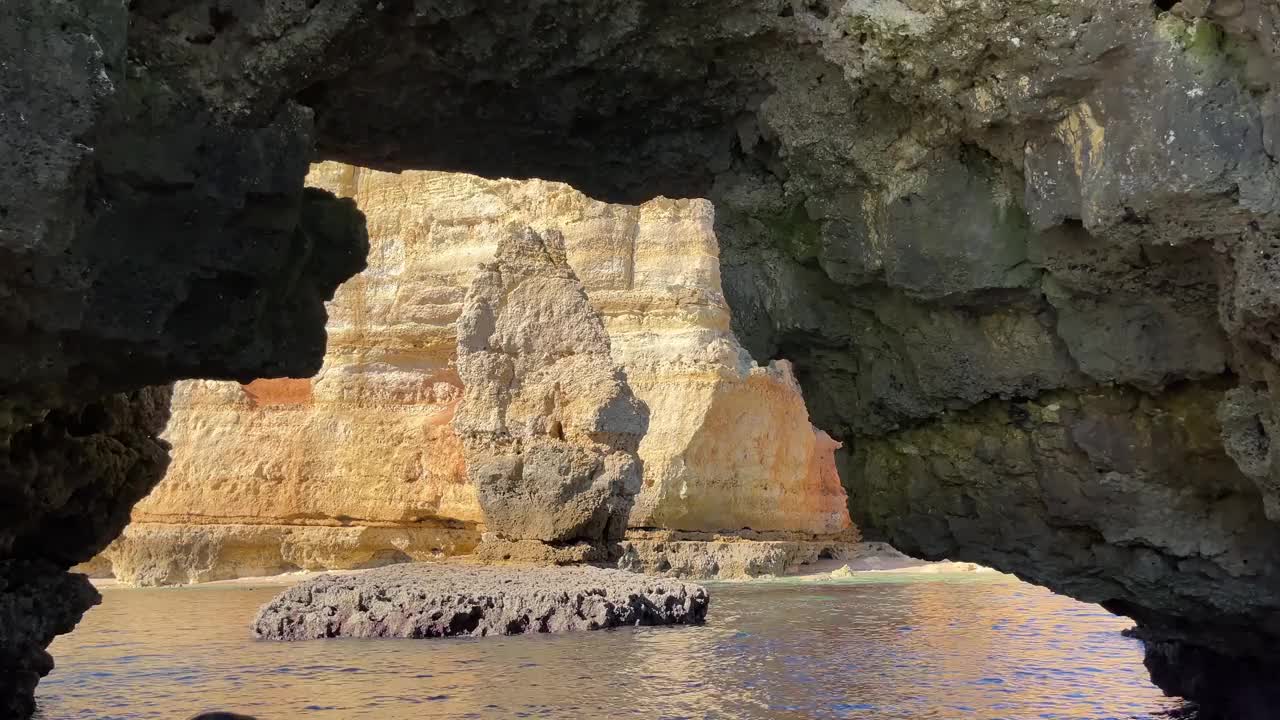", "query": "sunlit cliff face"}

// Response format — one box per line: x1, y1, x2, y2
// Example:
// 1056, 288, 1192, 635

91, 164, 851, 585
